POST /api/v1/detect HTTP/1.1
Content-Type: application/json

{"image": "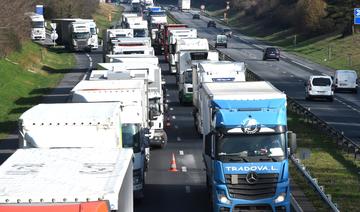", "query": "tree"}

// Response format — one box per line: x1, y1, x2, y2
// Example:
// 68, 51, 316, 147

295, 0, 327, 33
